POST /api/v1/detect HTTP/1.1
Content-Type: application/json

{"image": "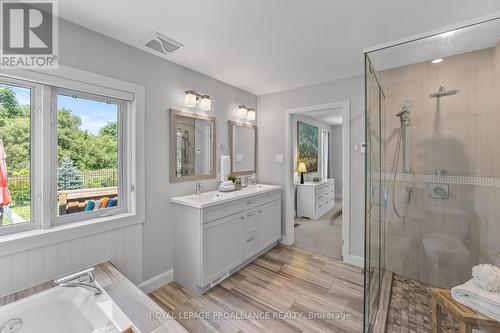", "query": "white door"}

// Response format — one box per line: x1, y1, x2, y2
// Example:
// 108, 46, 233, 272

258, 200, 282, 251
202, 214, 242, 285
